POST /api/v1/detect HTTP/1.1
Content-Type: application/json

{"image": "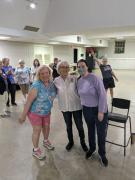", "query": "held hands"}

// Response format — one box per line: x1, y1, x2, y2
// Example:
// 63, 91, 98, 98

98, 112, 104, 122
19, 115, 26, 124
